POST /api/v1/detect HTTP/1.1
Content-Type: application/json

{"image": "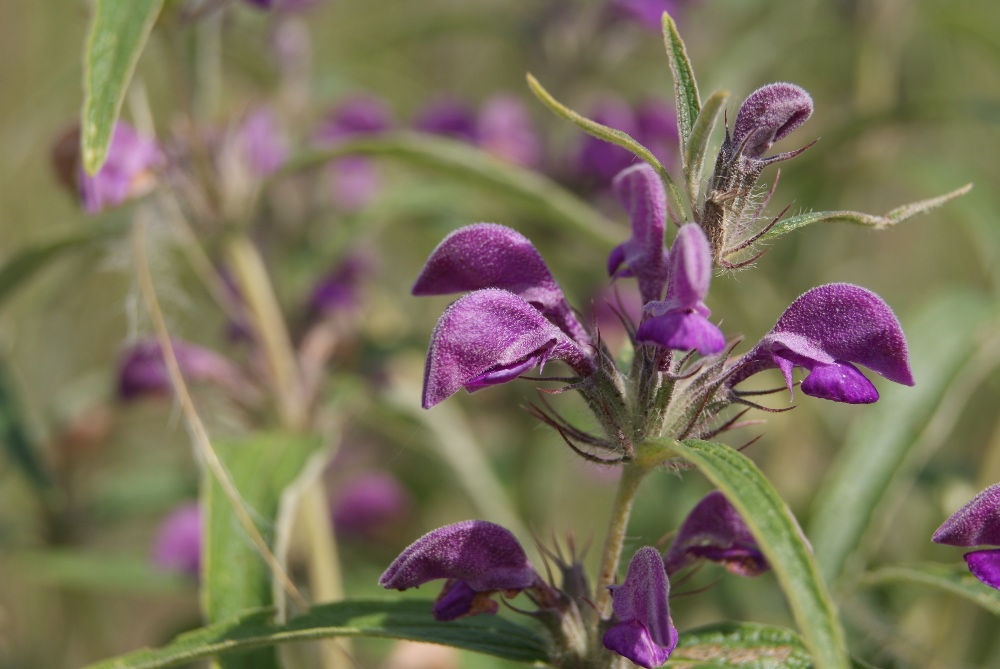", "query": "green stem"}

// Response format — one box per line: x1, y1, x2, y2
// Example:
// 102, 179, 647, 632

592, 463, 648, 626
